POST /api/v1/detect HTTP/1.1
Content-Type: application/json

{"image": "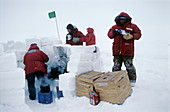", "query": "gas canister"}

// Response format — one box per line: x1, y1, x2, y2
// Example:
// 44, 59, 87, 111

89, 91, 99, 106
